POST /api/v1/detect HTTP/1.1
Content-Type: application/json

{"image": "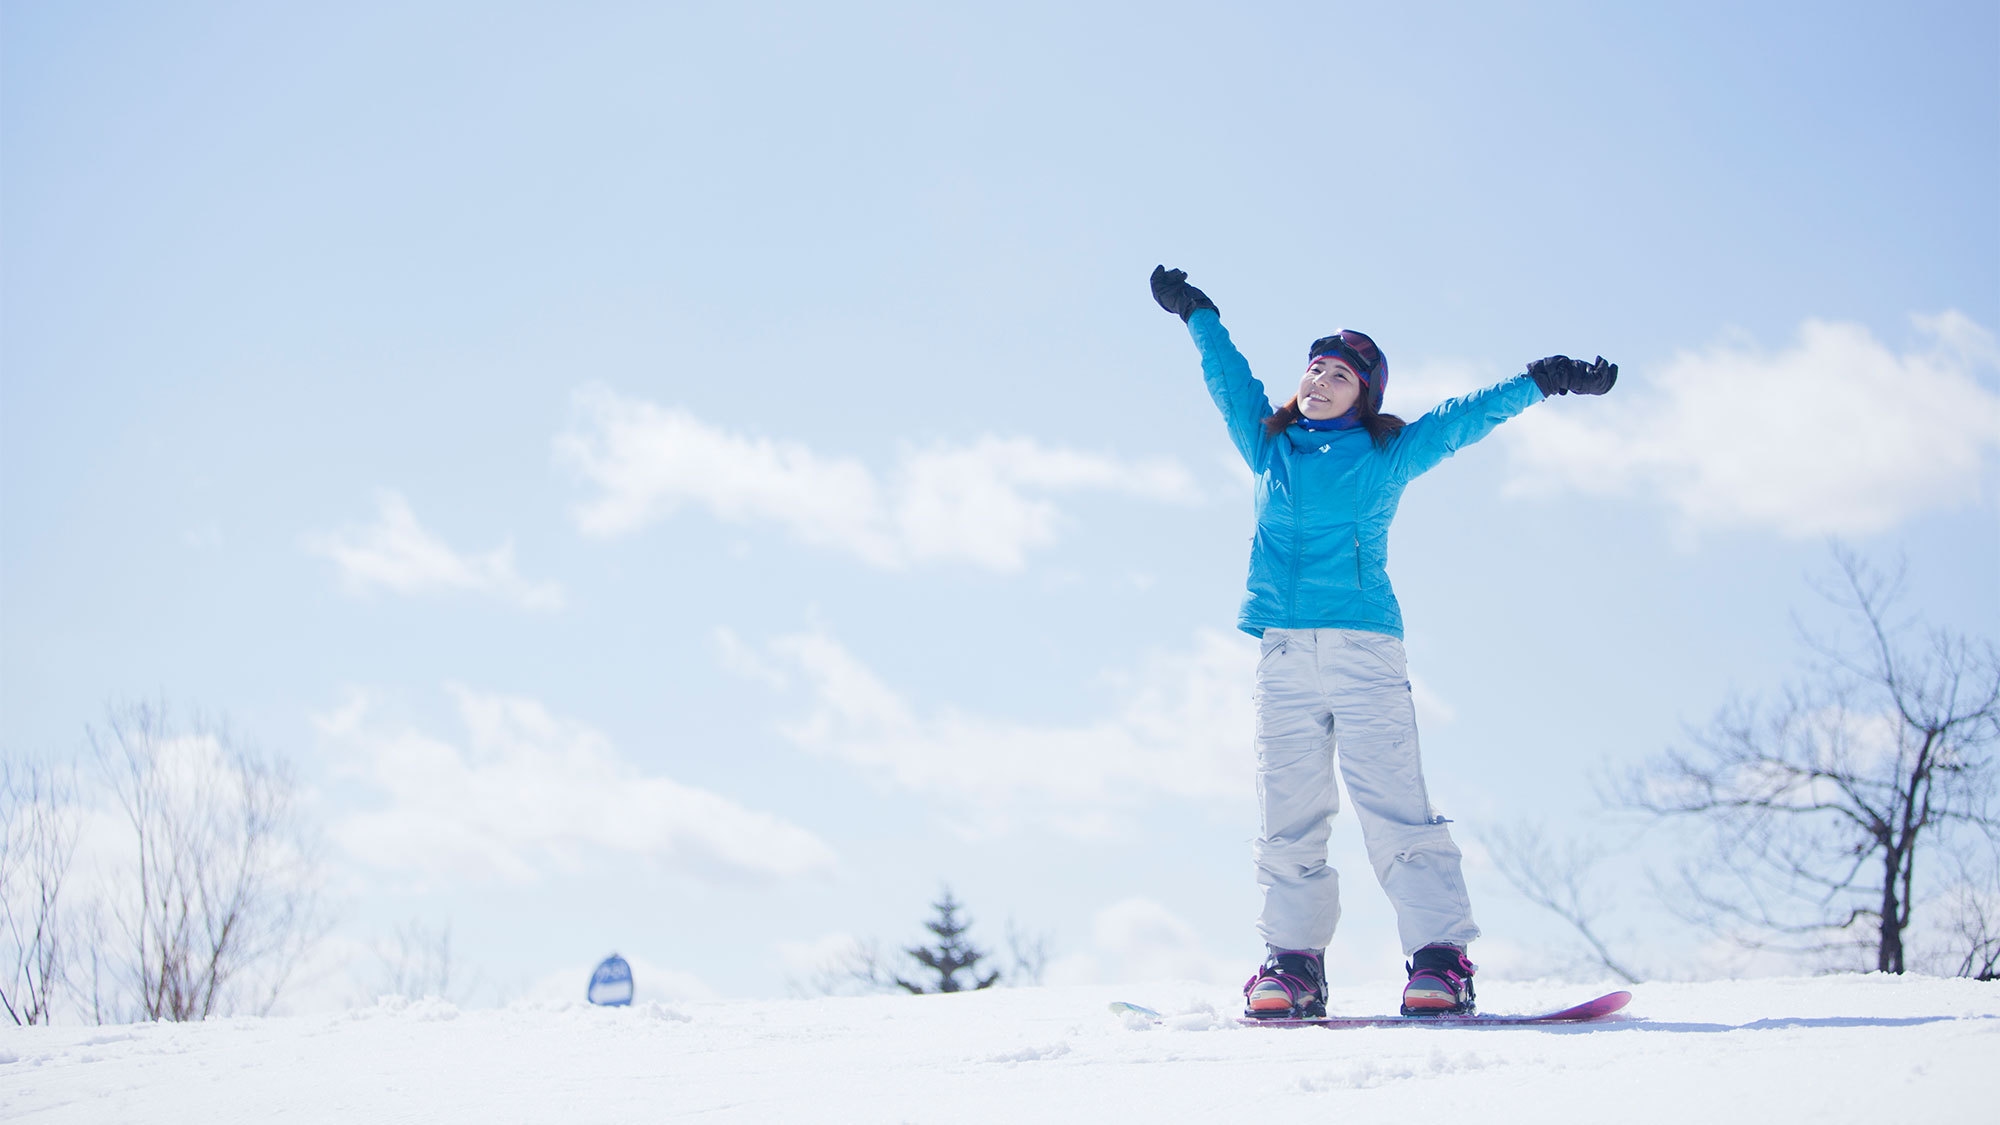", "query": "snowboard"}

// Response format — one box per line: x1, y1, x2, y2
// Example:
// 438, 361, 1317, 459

1110, 990, 1632, 1029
